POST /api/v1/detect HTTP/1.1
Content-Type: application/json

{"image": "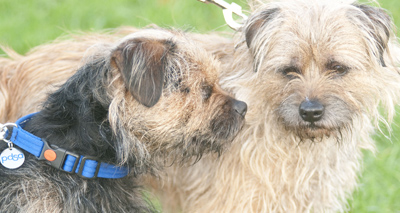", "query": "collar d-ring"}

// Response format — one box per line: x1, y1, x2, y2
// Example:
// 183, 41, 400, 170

0, 123, 17, 143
